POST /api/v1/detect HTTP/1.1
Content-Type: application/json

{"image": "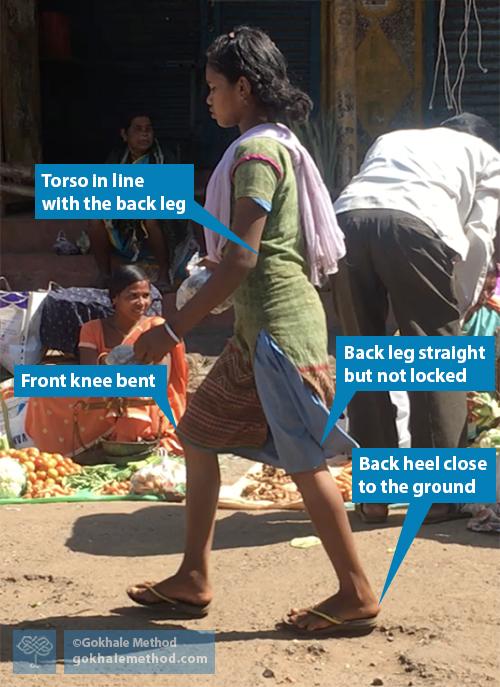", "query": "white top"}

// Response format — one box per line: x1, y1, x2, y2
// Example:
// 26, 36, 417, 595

334, 128, 500, 312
